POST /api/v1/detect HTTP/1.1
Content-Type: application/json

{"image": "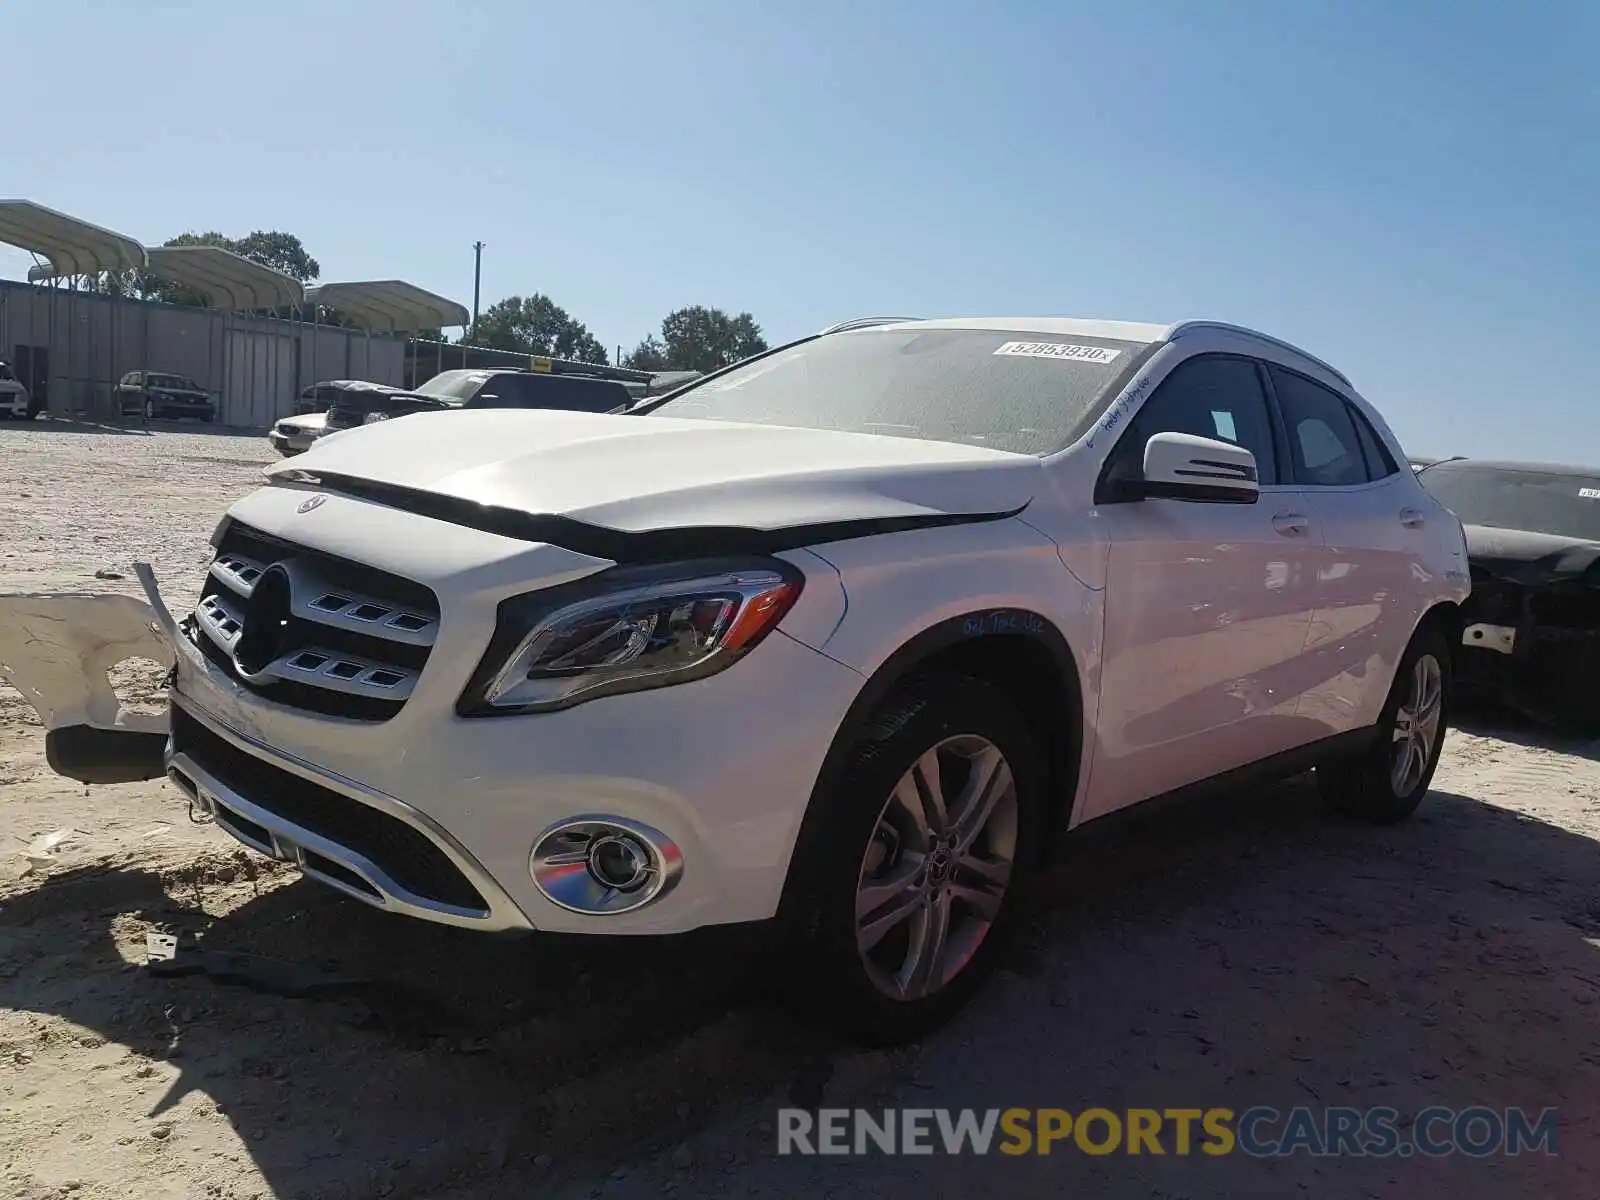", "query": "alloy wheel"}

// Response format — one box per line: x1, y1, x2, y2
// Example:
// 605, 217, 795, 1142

1391, 653, 1443, 795
855, 734, 1019, 1001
